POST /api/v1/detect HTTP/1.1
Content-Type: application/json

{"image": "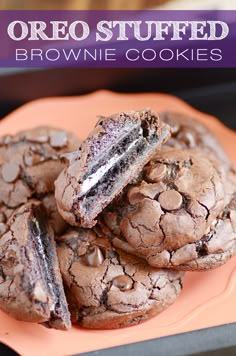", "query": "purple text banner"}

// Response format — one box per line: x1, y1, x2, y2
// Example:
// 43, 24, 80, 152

0, 10, 236, 68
